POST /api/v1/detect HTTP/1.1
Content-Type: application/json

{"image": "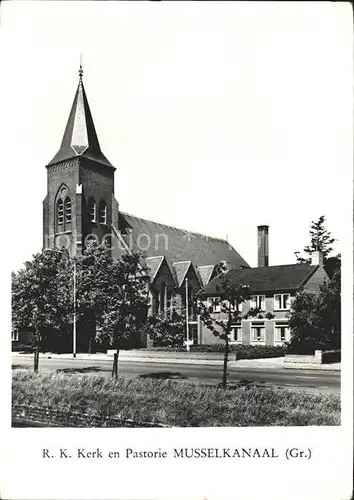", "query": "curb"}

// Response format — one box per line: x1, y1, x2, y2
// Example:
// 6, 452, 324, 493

12, 353, 340, 371
284, 363, 341, 372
